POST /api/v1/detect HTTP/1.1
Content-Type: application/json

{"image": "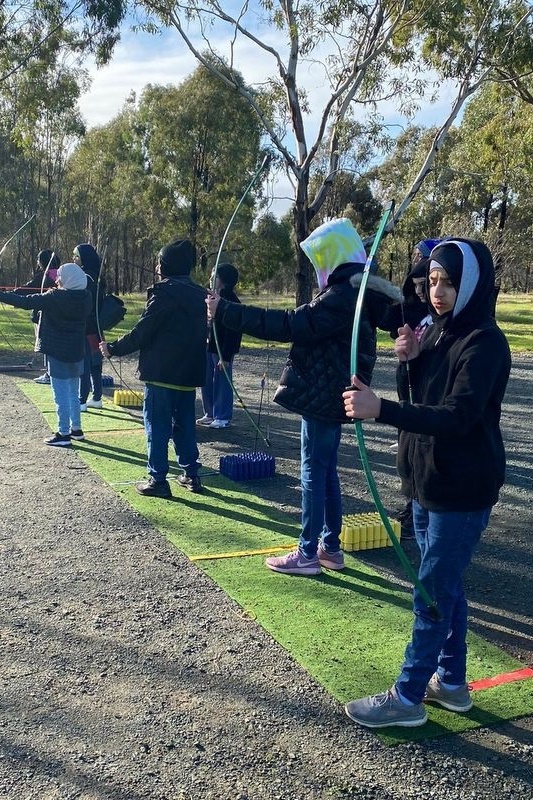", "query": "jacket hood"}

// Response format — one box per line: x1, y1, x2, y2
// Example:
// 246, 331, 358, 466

75, 243, 101, 277
428, 238, 495, 332
300, 218, 367, 290
349, 270, 403, 303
